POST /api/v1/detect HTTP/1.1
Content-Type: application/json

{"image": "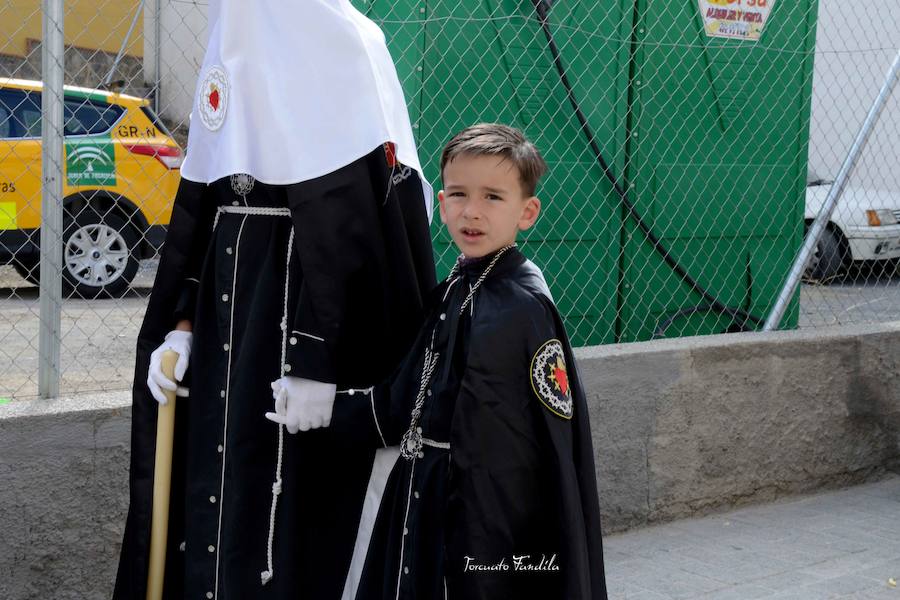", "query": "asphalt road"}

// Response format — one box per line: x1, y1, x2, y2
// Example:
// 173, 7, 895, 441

1, 260, 898, 401
799, 262, 900, 327
0, 261, 155, 401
